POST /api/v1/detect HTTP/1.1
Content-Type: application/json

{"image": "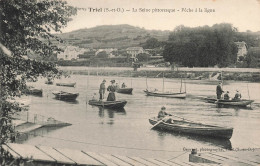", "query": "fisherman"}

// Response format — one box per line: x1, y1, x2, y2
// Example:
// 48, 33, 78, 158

107, 80, 116, 101
224, 91, 230, 100
216, 82, 224, 99
99, 79, 106, 101
121, 83, 126, 88
233, 90, 242, 100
